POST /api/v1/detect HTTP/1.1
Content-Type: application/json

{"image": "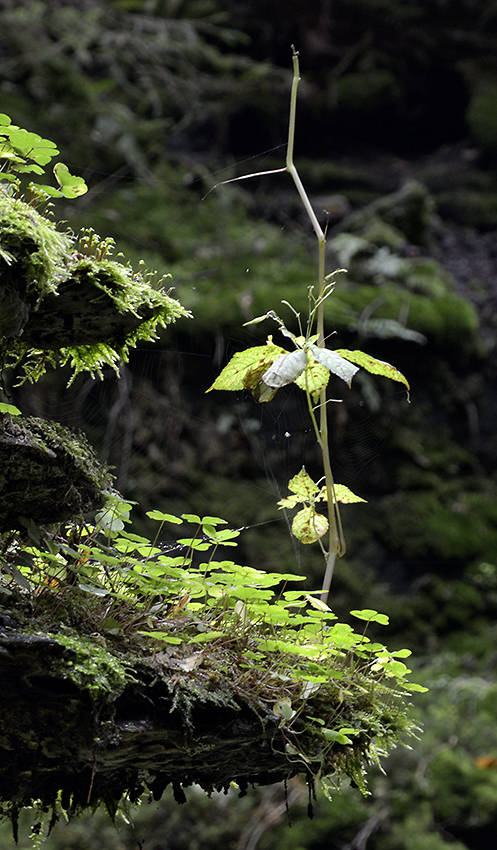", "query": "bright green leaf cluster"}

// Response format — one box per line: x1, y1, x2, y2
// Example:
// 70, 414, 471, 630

0, 113, 87, 199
